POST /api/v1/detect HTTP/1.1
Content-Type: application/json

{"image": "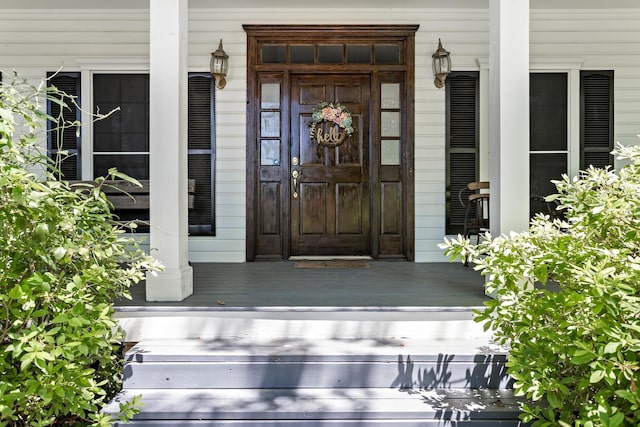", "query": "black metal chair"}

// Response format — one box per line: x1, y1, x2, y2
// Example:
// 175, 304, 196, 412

530, 195, 564, 221
458, 181, 490, 265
